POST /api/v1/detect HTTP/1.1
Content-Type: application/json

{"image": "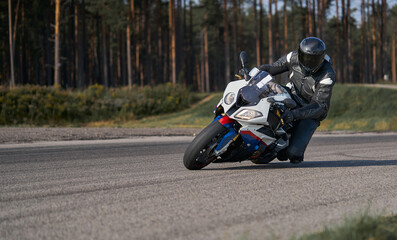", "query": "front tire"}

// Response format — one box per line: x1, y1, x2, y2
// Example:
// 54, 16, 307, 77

183, 121, 228, 170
